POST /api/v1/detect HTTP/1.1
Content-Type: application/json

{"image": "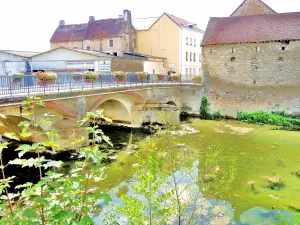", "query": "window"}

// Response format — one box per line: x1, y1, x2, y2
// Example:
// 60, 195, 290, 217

193, 53, 196, 62
199, 68, 201, 75
255, 47, 260, 52
282, 46, 286, 51
186, 68, 188, 75
87, 46, 91, 50
190, 38, 192, 46
186, 52, 188, 61
210, 49, 212, 53
232, 48, 235, 53
231, 57, 236, 62
186, 37, 189, 45
109, 39, 114, 47
193, 68, 196, 75
113, 52, 117, 56
189, 68, 192, 75
190, 53, 192, 61
194, 39, 196, 46
278, 57, 283, 62
199, 54, 201, 62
